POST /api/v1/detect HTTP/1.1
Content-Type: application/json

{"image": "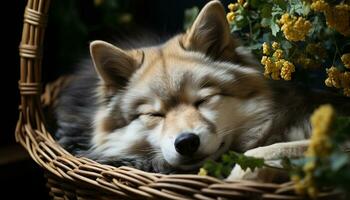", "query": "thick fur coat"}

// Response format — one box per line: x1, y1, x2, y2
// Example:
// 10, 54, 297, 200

55, 1, 350, 176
